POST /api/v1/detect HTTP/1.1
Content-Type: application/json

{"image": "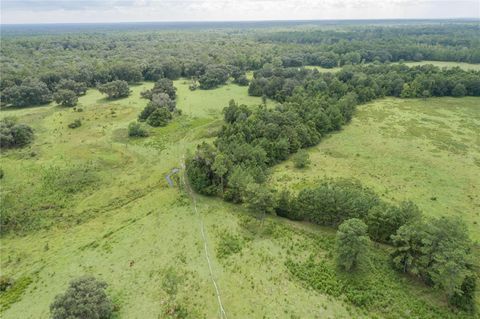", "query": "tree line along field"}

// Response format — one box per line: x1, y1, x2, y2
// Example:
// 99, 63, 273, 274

1, 21, 480, 319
